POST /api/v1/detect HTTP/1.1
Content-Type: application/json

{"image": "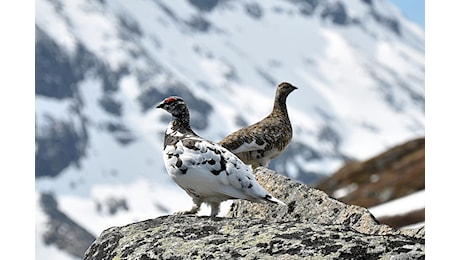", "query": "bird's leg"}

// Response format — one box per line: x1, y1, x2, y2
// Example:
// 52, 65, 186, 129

209, 202, 221, 219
